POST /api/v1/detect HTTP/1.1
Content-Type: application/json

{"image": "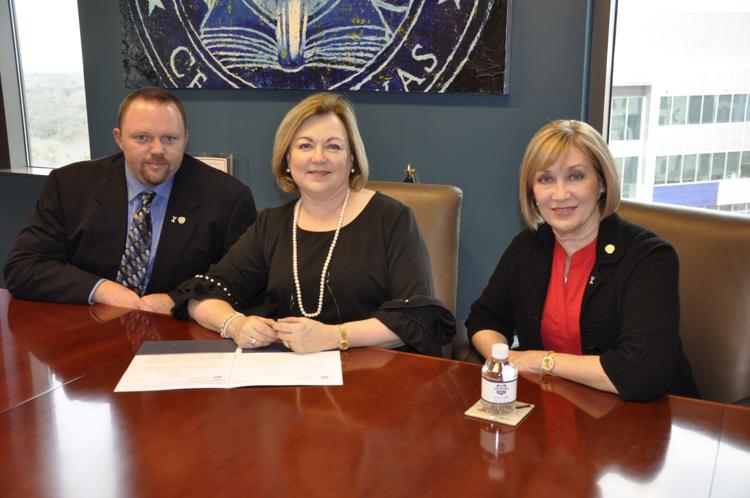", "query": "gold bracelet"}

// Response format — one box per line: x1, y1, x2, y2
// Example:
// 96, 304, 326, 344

338, 324, 350, 351
540, 350, 558, 376
220, 311, 244, 339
